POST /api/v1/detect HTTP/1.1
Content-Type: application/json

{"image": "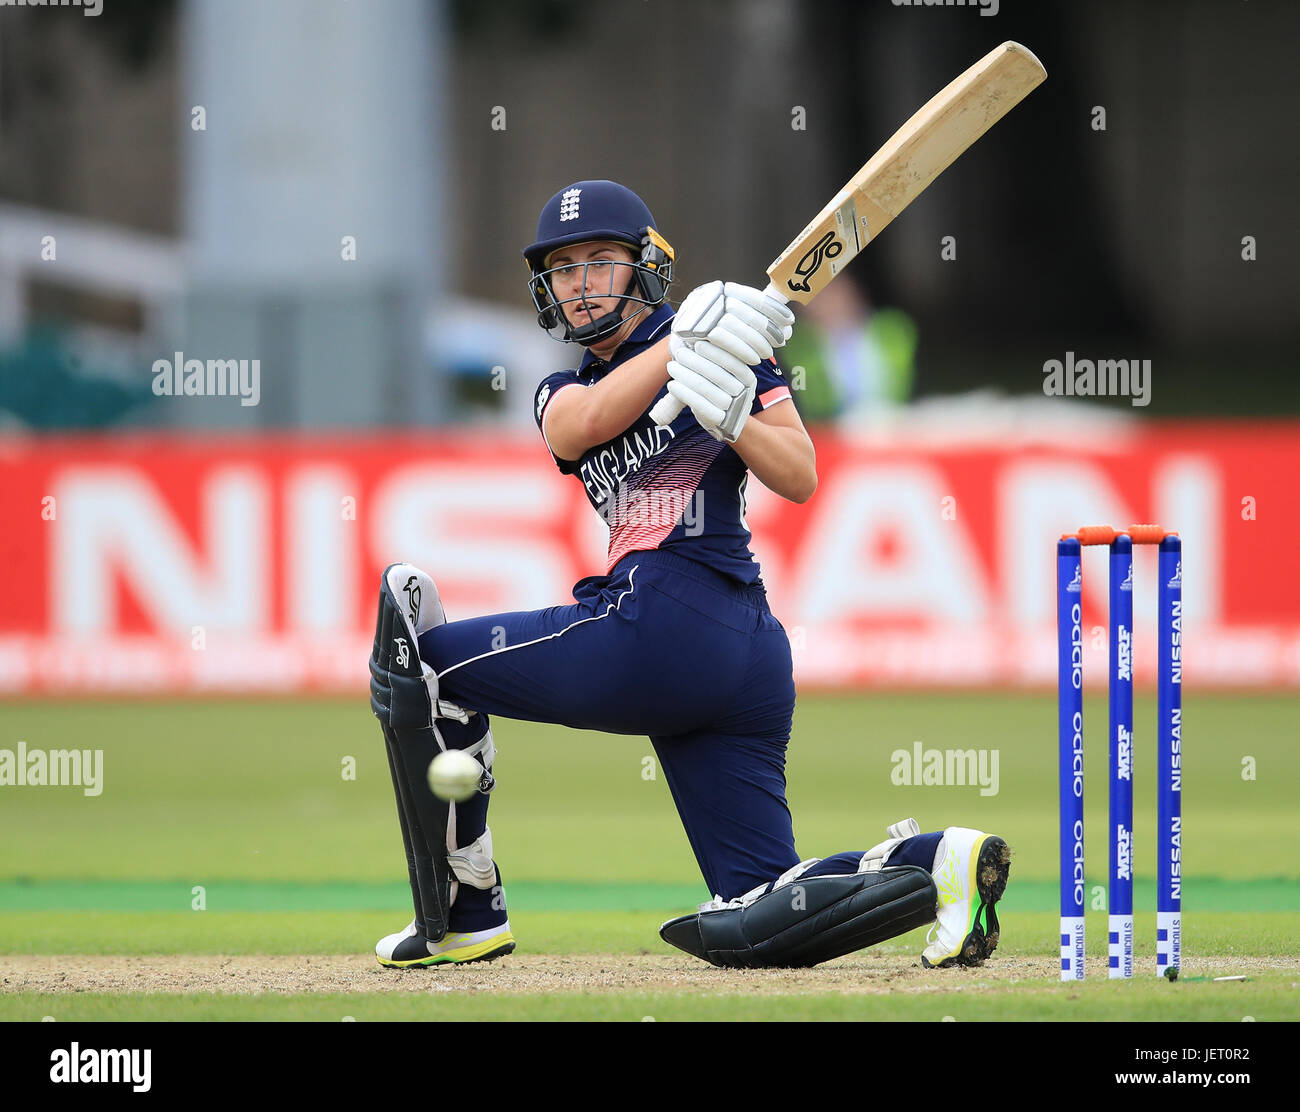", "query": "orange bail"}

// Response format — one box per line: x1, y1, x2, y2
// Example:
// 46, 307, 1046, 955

1060, 524, 1177, 546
